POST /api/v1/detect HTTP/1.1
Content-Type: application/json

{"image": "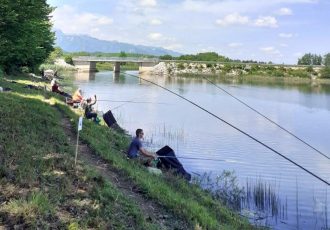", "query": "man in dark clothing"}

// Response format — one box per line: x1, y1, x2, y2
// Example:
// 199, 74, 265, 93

127, 129, 157, 165
82, 95, 99, 122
